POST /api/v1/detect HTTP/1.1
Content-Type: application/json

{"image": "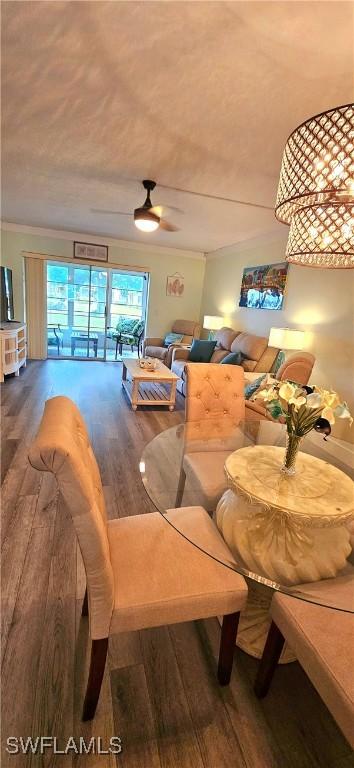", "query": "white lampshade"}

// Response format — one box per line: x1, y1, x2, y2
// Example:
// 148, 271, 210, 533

269, 327, 305, 350
203, 315, 224, 331
134, 217, 159, 232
